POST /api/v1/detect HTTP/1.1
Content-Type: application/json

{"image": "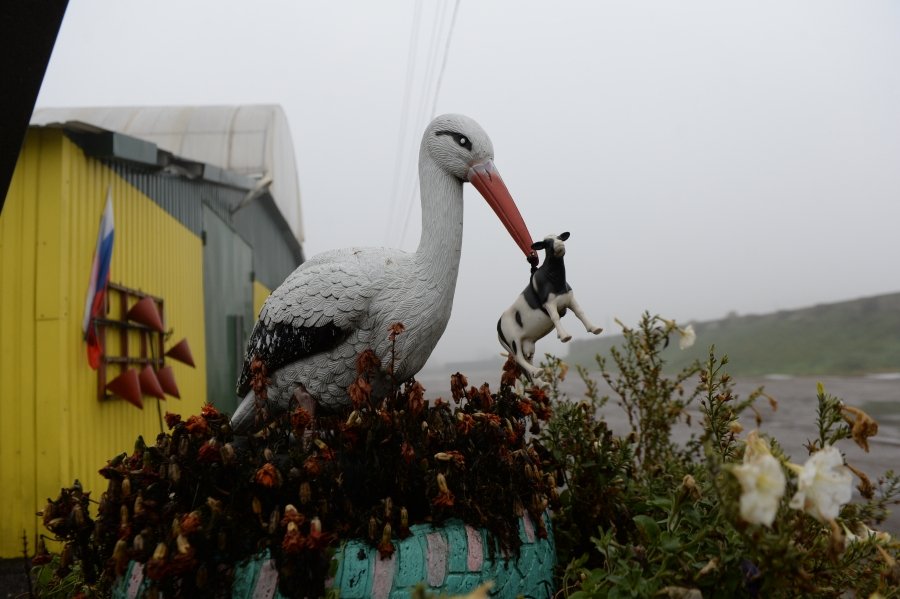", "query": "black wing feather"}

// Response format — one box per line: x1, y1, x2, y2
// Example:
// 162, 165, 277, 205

236, 320, 349, 397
